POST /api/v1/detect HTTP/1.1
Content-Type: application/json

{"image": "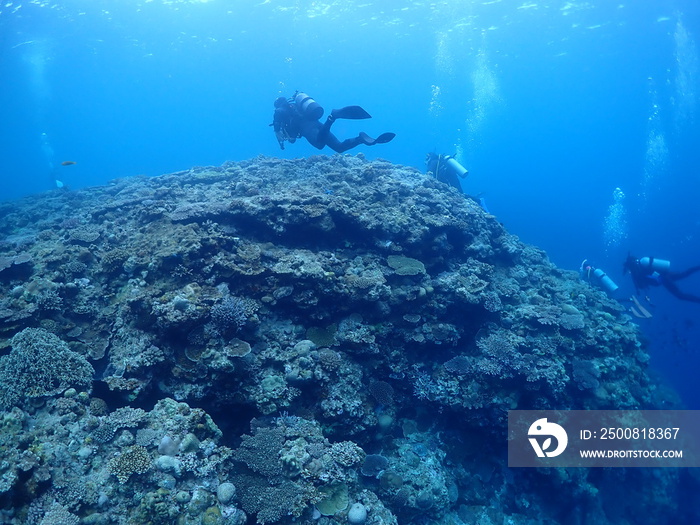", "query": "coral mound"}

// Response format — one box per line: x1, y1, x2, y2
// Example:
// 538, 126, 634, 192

0, 155, 689, 525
